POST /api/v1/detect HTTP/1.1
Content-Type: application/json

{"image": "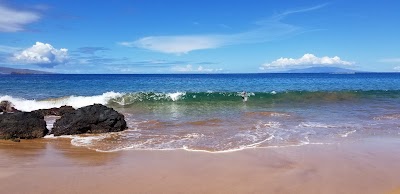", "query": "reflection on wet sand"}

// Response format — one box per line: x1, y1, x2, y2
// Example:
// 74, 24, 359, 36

0, 139, 47, 167
47, 138, 121, 166
0, 138, 121, 167
2, 138, 400, 193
